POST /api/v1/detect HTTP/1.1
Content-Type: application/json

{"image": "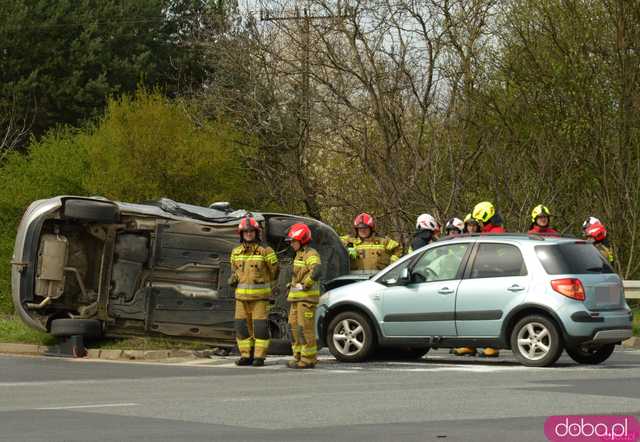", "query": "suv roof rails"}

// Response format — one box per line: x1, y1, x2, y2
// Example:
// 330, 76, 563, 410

439, 233, 579, 242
